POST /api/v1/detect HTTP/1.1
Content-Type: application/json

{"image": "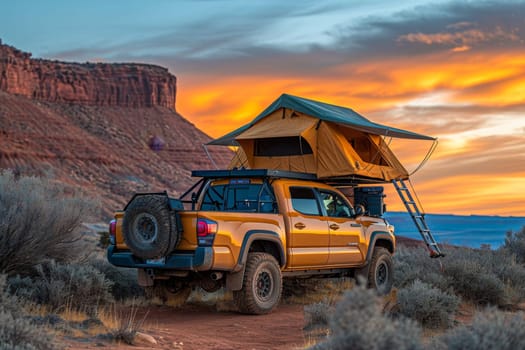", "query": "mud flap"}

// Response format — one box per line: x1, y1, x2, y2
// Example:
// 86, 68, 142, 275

226, 267, 245, 291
